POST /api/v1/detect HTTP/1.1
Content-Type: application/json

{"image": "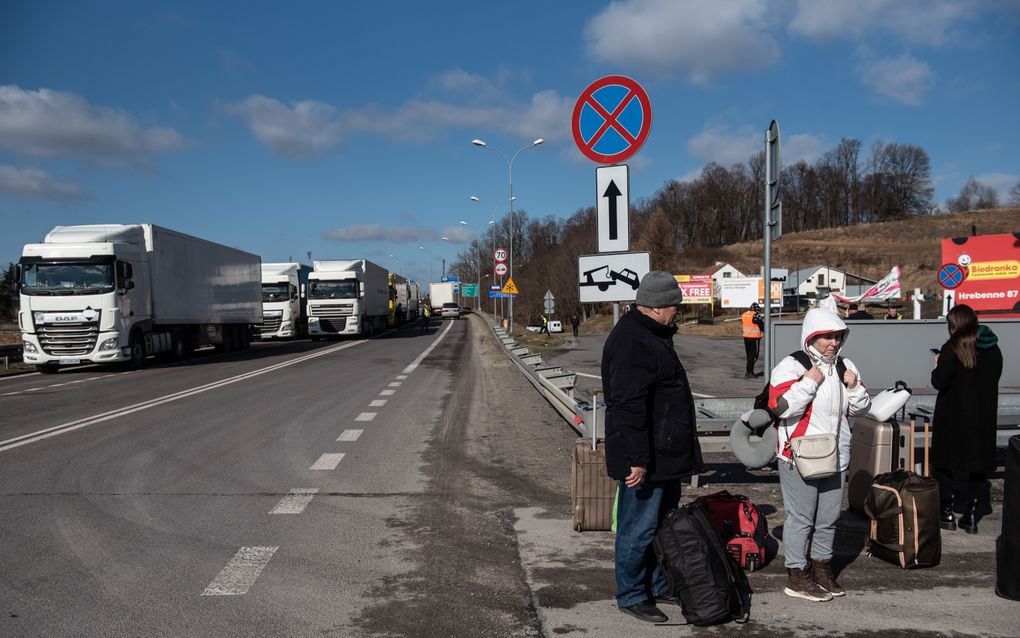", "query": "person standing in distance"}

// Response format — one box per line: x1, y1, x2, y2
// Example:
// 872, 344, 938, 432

741, 302, 765, 378
931, 304, 1003, 533
602, 271, 704, 624
570, 315, 580, 338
